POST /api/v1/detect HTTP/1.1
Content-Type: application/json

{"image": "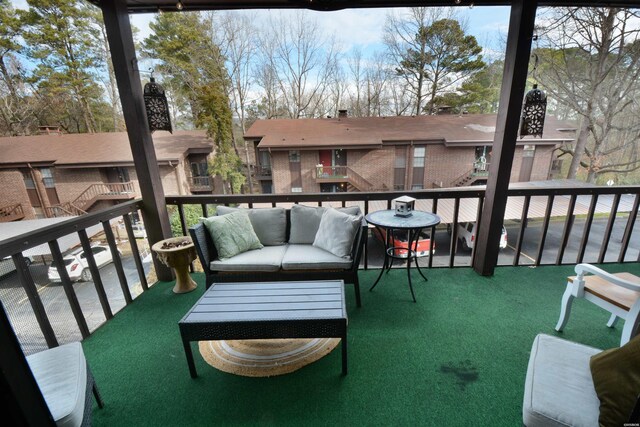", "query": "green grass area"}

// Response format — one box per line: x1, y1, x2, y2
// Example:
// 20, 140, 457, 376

83, 264, 639, 426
